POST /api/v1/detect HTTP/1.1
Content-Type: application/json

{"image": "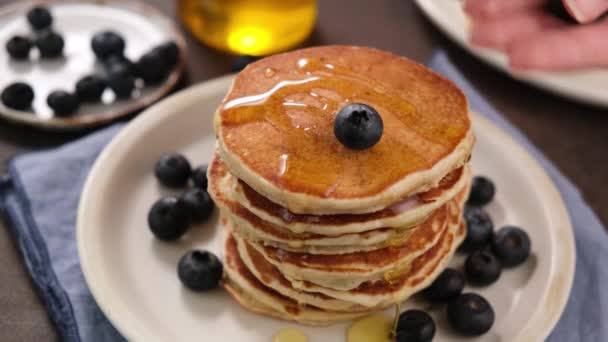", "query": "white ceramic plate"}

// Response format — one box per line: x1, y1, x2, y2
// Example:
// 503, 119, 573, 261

77, 76, 575, 341
0, 0, 187, 129
415, 0, 608, 108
